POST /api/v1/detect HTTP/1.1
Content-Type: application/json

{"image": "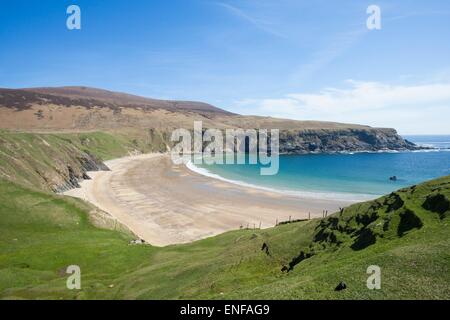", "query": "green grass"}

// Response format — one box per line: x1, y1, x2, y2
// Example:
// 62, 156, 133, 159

1, 175, 449, 300
0, 130, 161, 191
